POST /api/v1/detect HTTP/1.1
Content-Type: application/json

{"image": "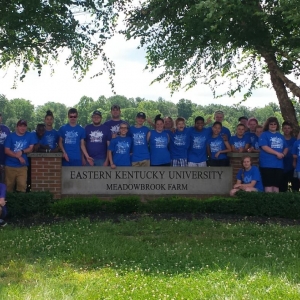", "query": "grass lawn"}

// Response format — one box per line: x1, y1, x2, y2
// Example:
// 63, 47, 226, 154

1, 217, 300, 299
